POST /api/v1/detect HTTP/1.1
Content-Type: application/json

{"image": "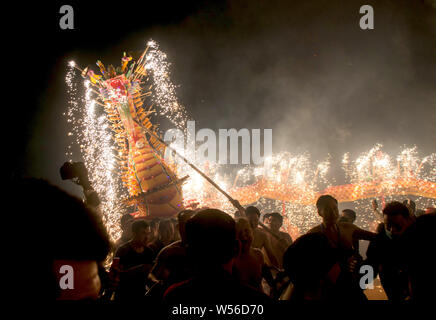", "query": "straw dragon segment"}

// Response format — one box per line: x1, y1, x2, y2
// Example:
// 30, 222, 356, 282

84, 50, 184, 218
